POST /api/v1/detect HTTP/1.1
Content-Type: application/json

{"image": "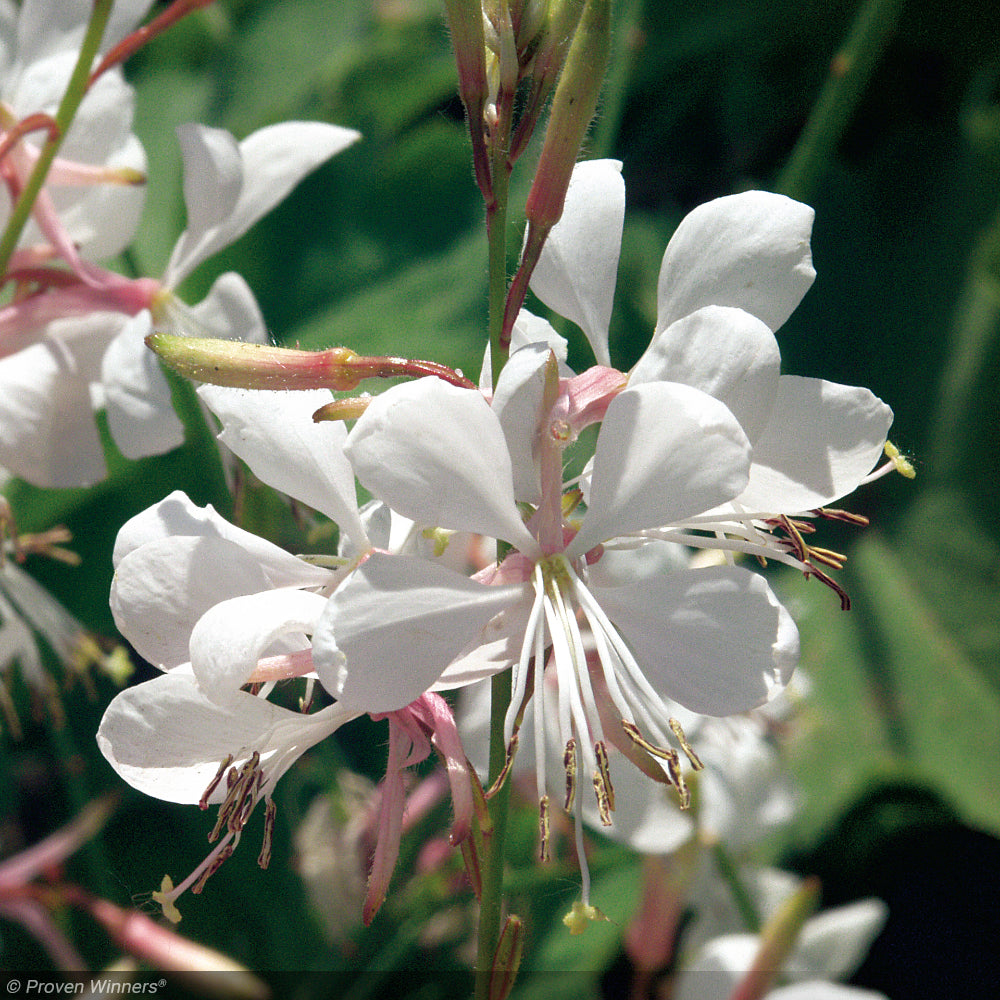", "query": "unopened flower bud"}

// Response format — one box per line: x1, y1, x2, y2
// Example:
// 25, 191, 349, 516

489, 914, 524, 1000
524, 0, 610, 231
147, 334, 364, 391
